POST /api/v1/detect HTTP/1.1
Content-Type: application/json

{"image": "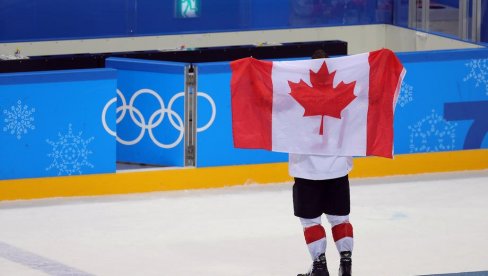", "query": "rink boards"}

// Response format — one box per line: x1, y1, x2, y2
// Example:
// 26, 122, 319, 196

1, 48, 488, 200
